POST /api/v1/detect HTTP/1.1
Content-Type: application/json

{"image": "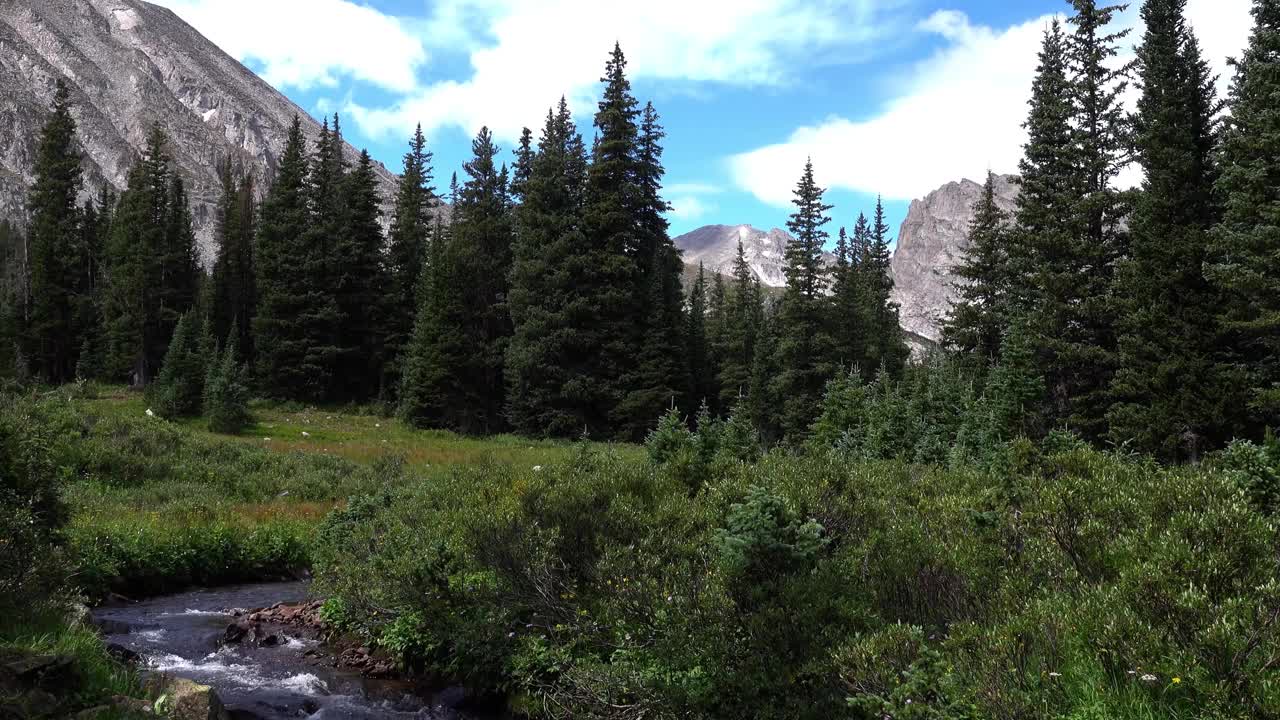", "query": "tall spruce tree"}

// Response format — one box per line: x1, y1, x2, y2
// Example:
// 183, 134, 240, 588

399, 127, 512, 433
717, 239, 764, 412
102, 126, 197, 386
859, 198, 909, 376
384, 125, 435, 396
254, 116, 336, 400
332, 150, 389, 402
829, 225, 862, 371
771, 160, 837, 441
582, 43, 645, 437
686, 263, 714, 409
942, 172, 1012, 364
23, 79, 86, 384
1109, 0, 1225, 459
506, 100, 593, 437
210, 161, 256, 363
1207, 0, 1280, 434
614, 101, 688, 437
